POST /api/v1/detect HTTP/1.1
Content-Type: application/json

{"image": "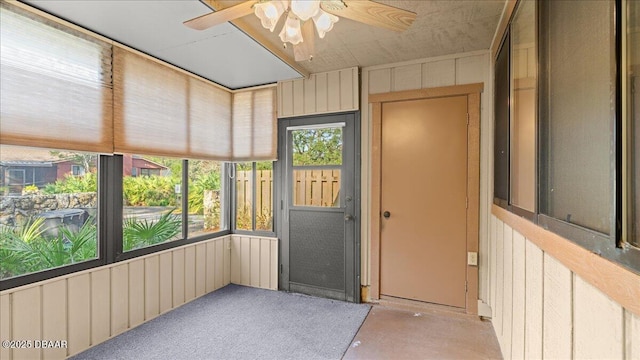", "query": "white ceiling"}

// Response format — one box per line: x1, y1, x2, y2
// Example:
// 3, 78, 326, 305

22, 0, 505, 90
